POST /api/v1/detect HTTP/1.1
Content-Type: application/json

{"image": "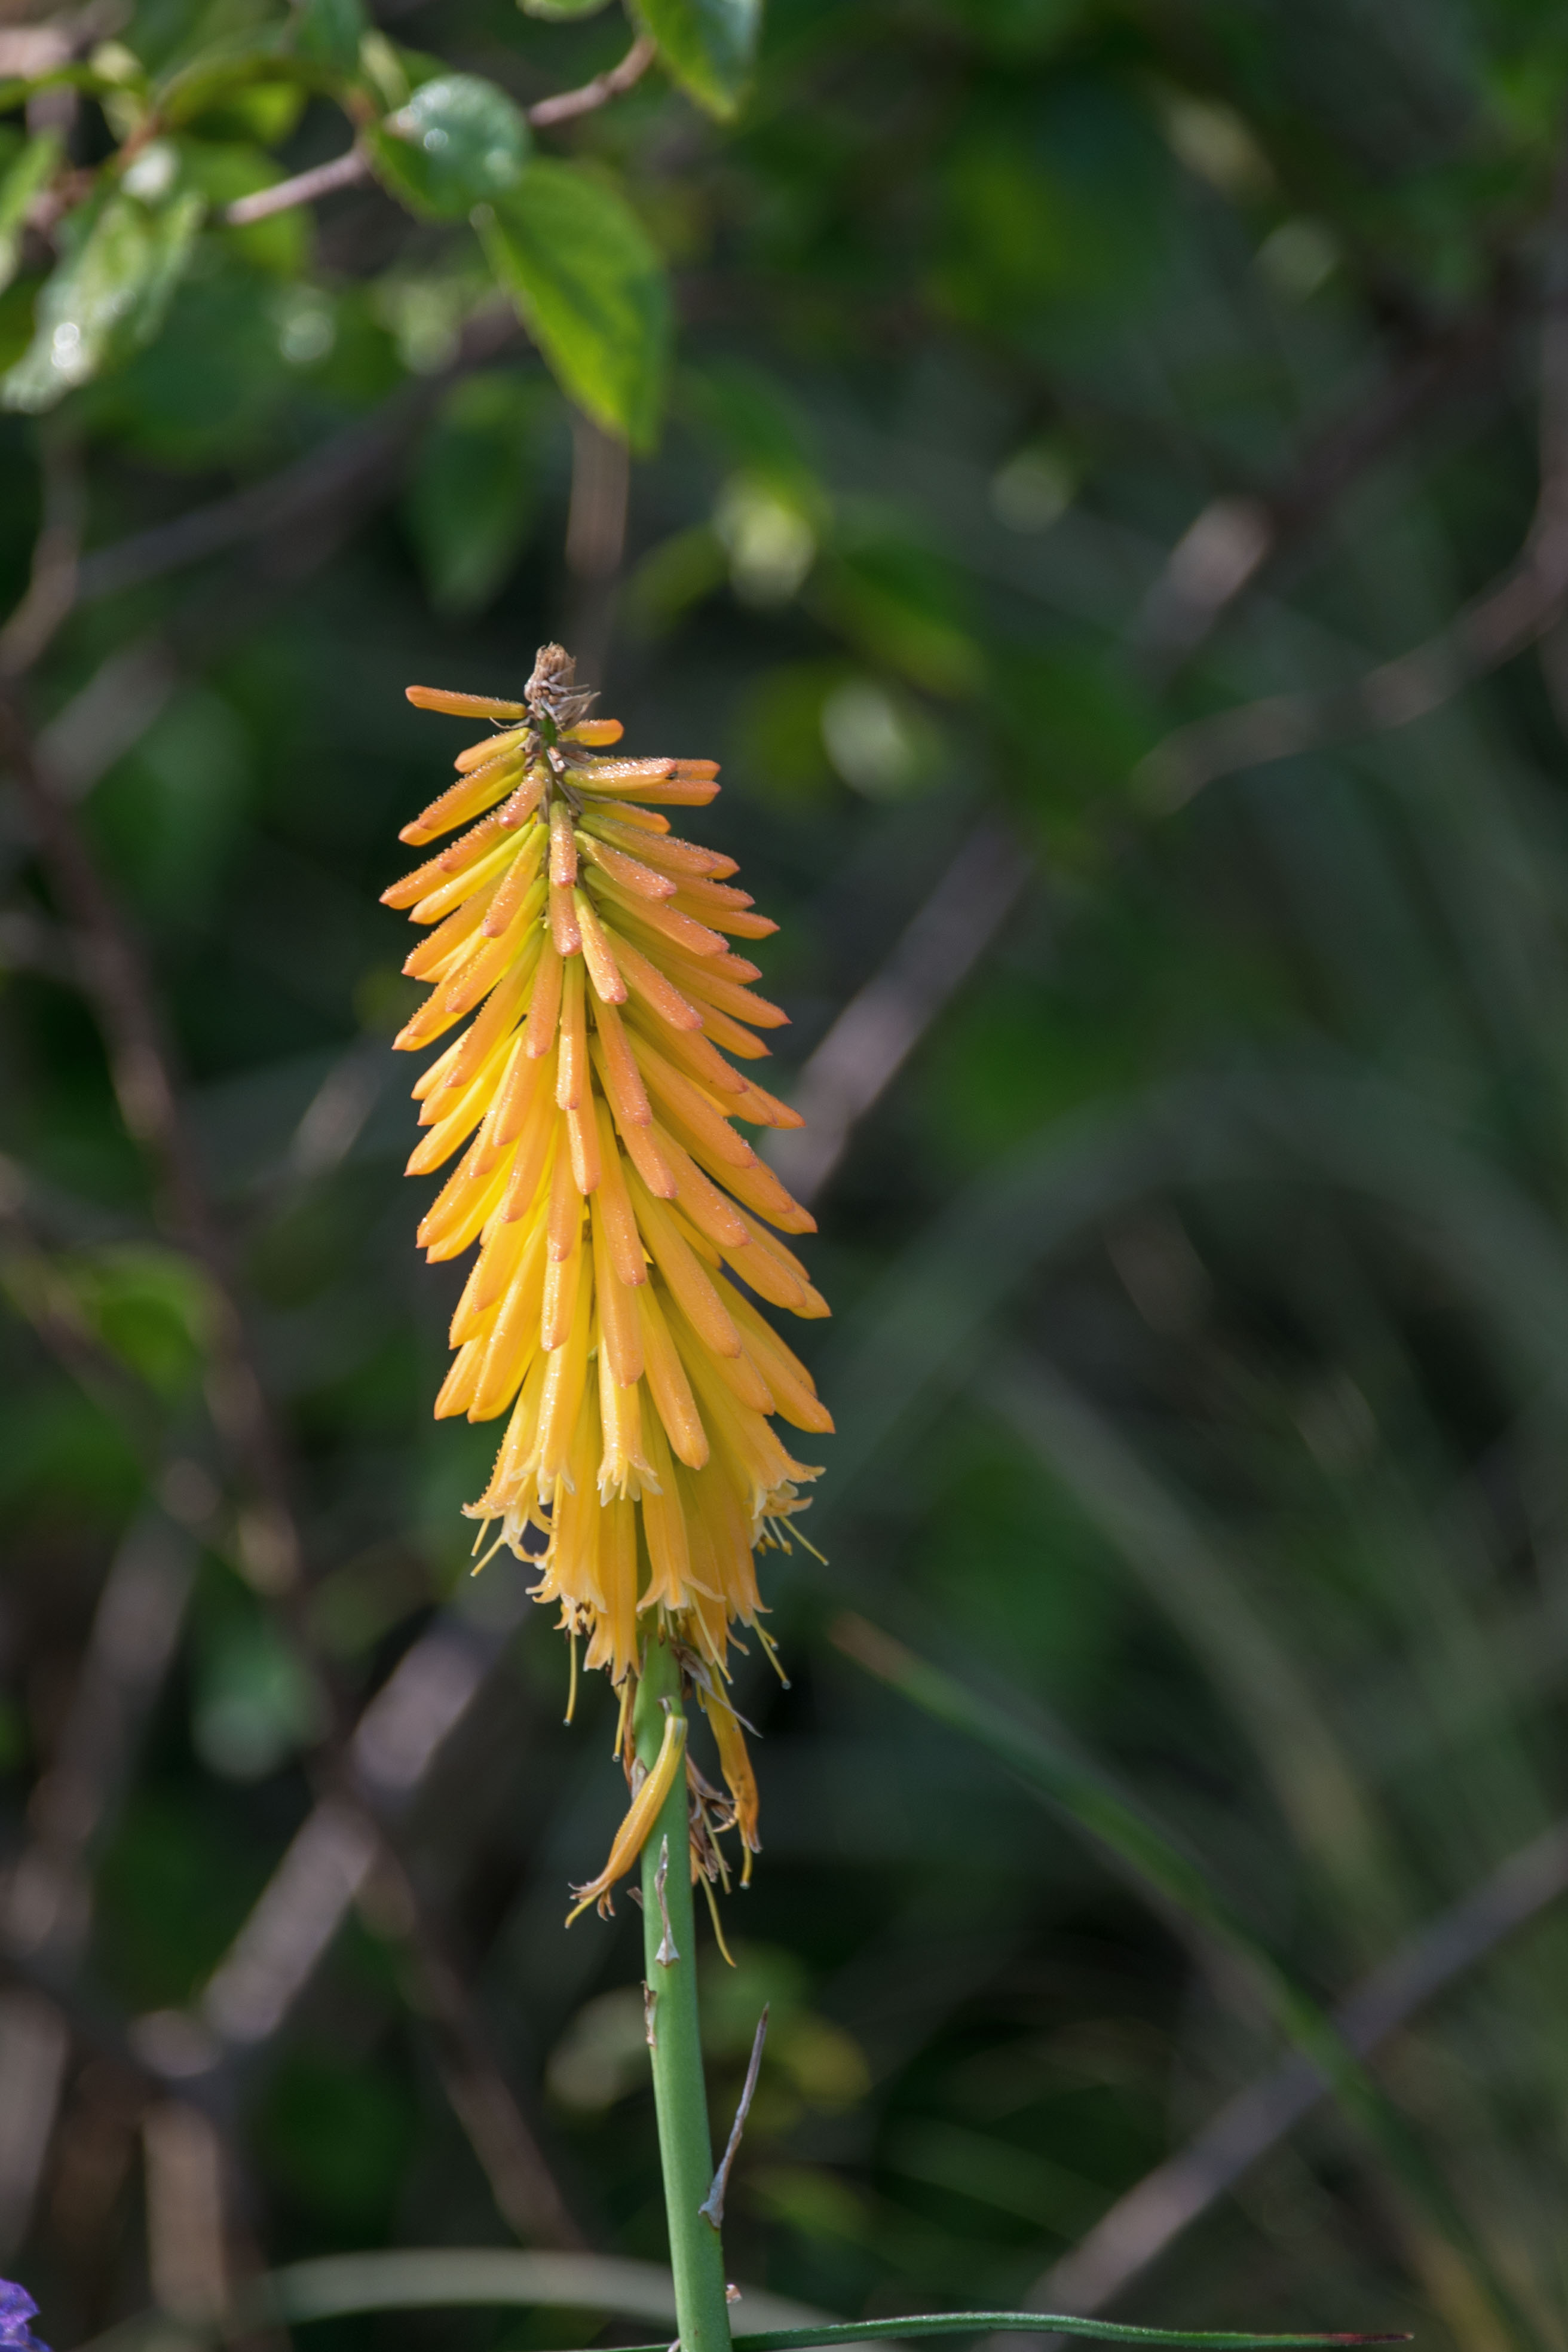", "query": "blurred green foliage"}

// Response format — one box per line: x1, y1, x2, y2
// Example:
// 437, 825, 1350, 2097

5, 0, 1568, 2344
